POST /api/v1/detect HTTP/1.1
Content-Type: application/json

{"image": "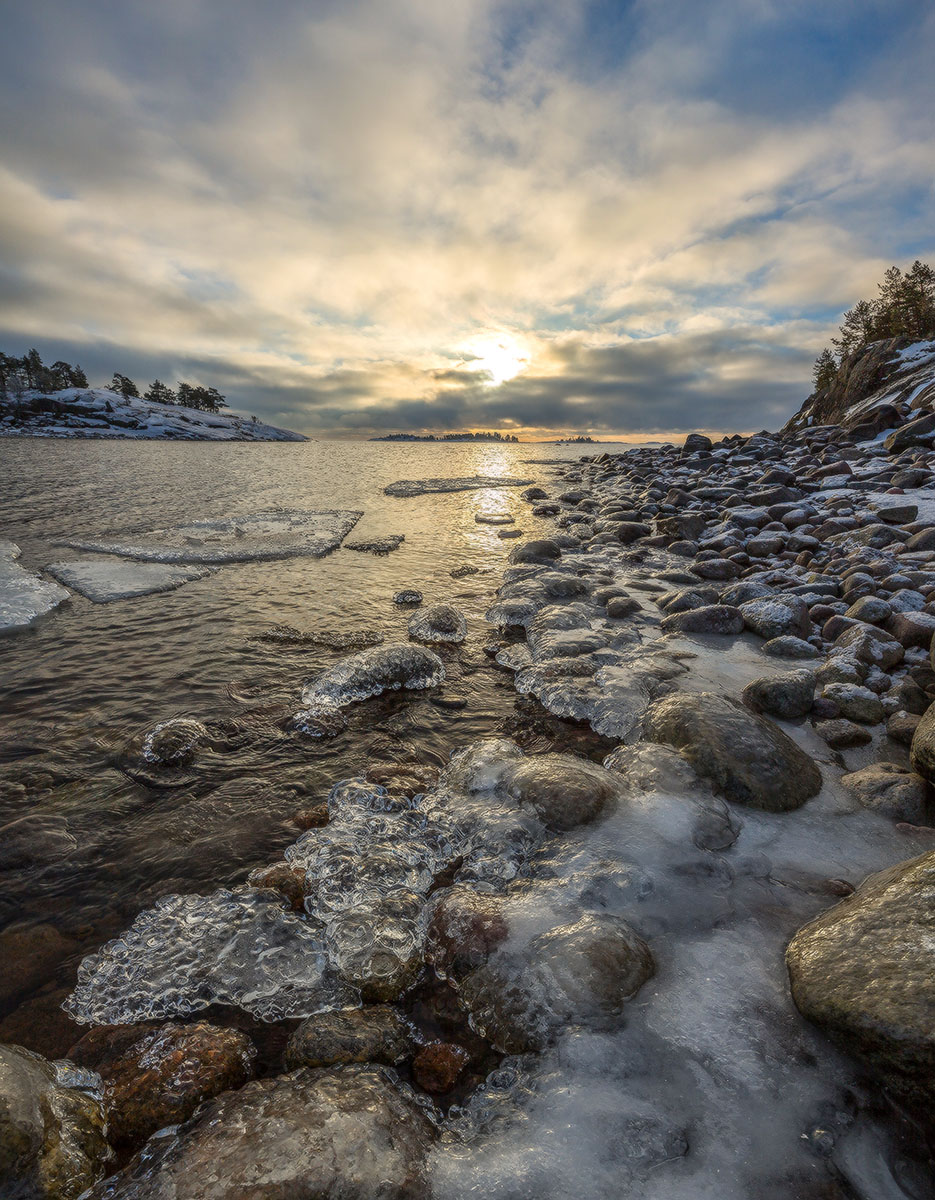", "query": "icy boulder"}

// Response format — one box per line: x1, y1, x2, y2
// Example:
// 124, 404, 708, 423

64, 888, 356, 1025
298, 642, 445, 722
82, 1065, 435, 1200
502, 754, 622, 831
0, 1044, 110, 1200
0, 541, 69, 632
384, 475, 532, 497
407, 603, 467, 644
60, 508, 362, 564
45, 558, 215, 602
